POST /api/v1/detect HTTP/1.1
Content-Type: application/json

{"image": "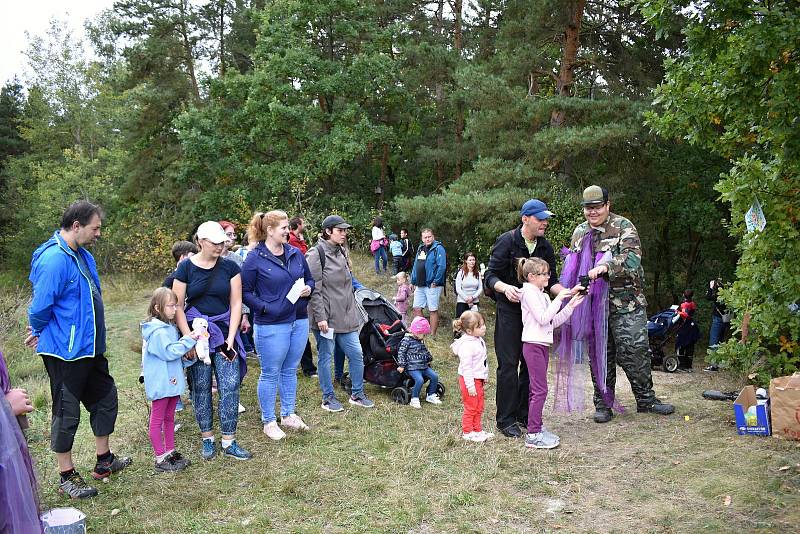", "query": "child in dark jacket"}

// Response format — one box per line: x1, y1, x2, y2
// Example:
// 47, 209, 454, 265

396, 317, 442, 409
